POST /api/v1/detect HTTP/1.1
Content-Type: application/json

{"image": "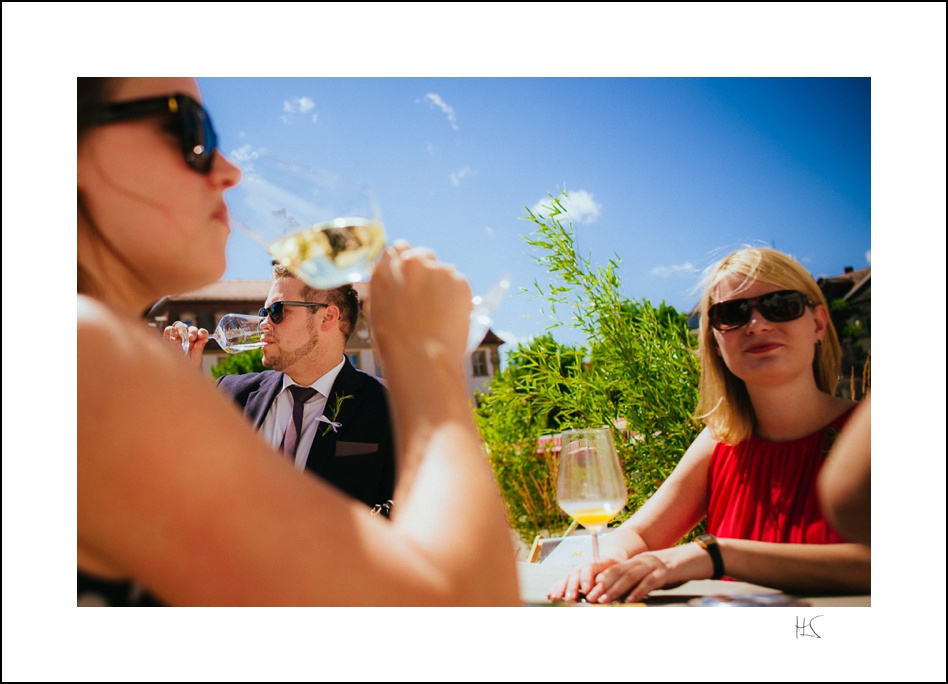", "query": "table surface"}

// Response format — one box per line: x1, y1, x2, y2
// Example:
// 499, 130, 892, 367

517, 561, 870, 607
